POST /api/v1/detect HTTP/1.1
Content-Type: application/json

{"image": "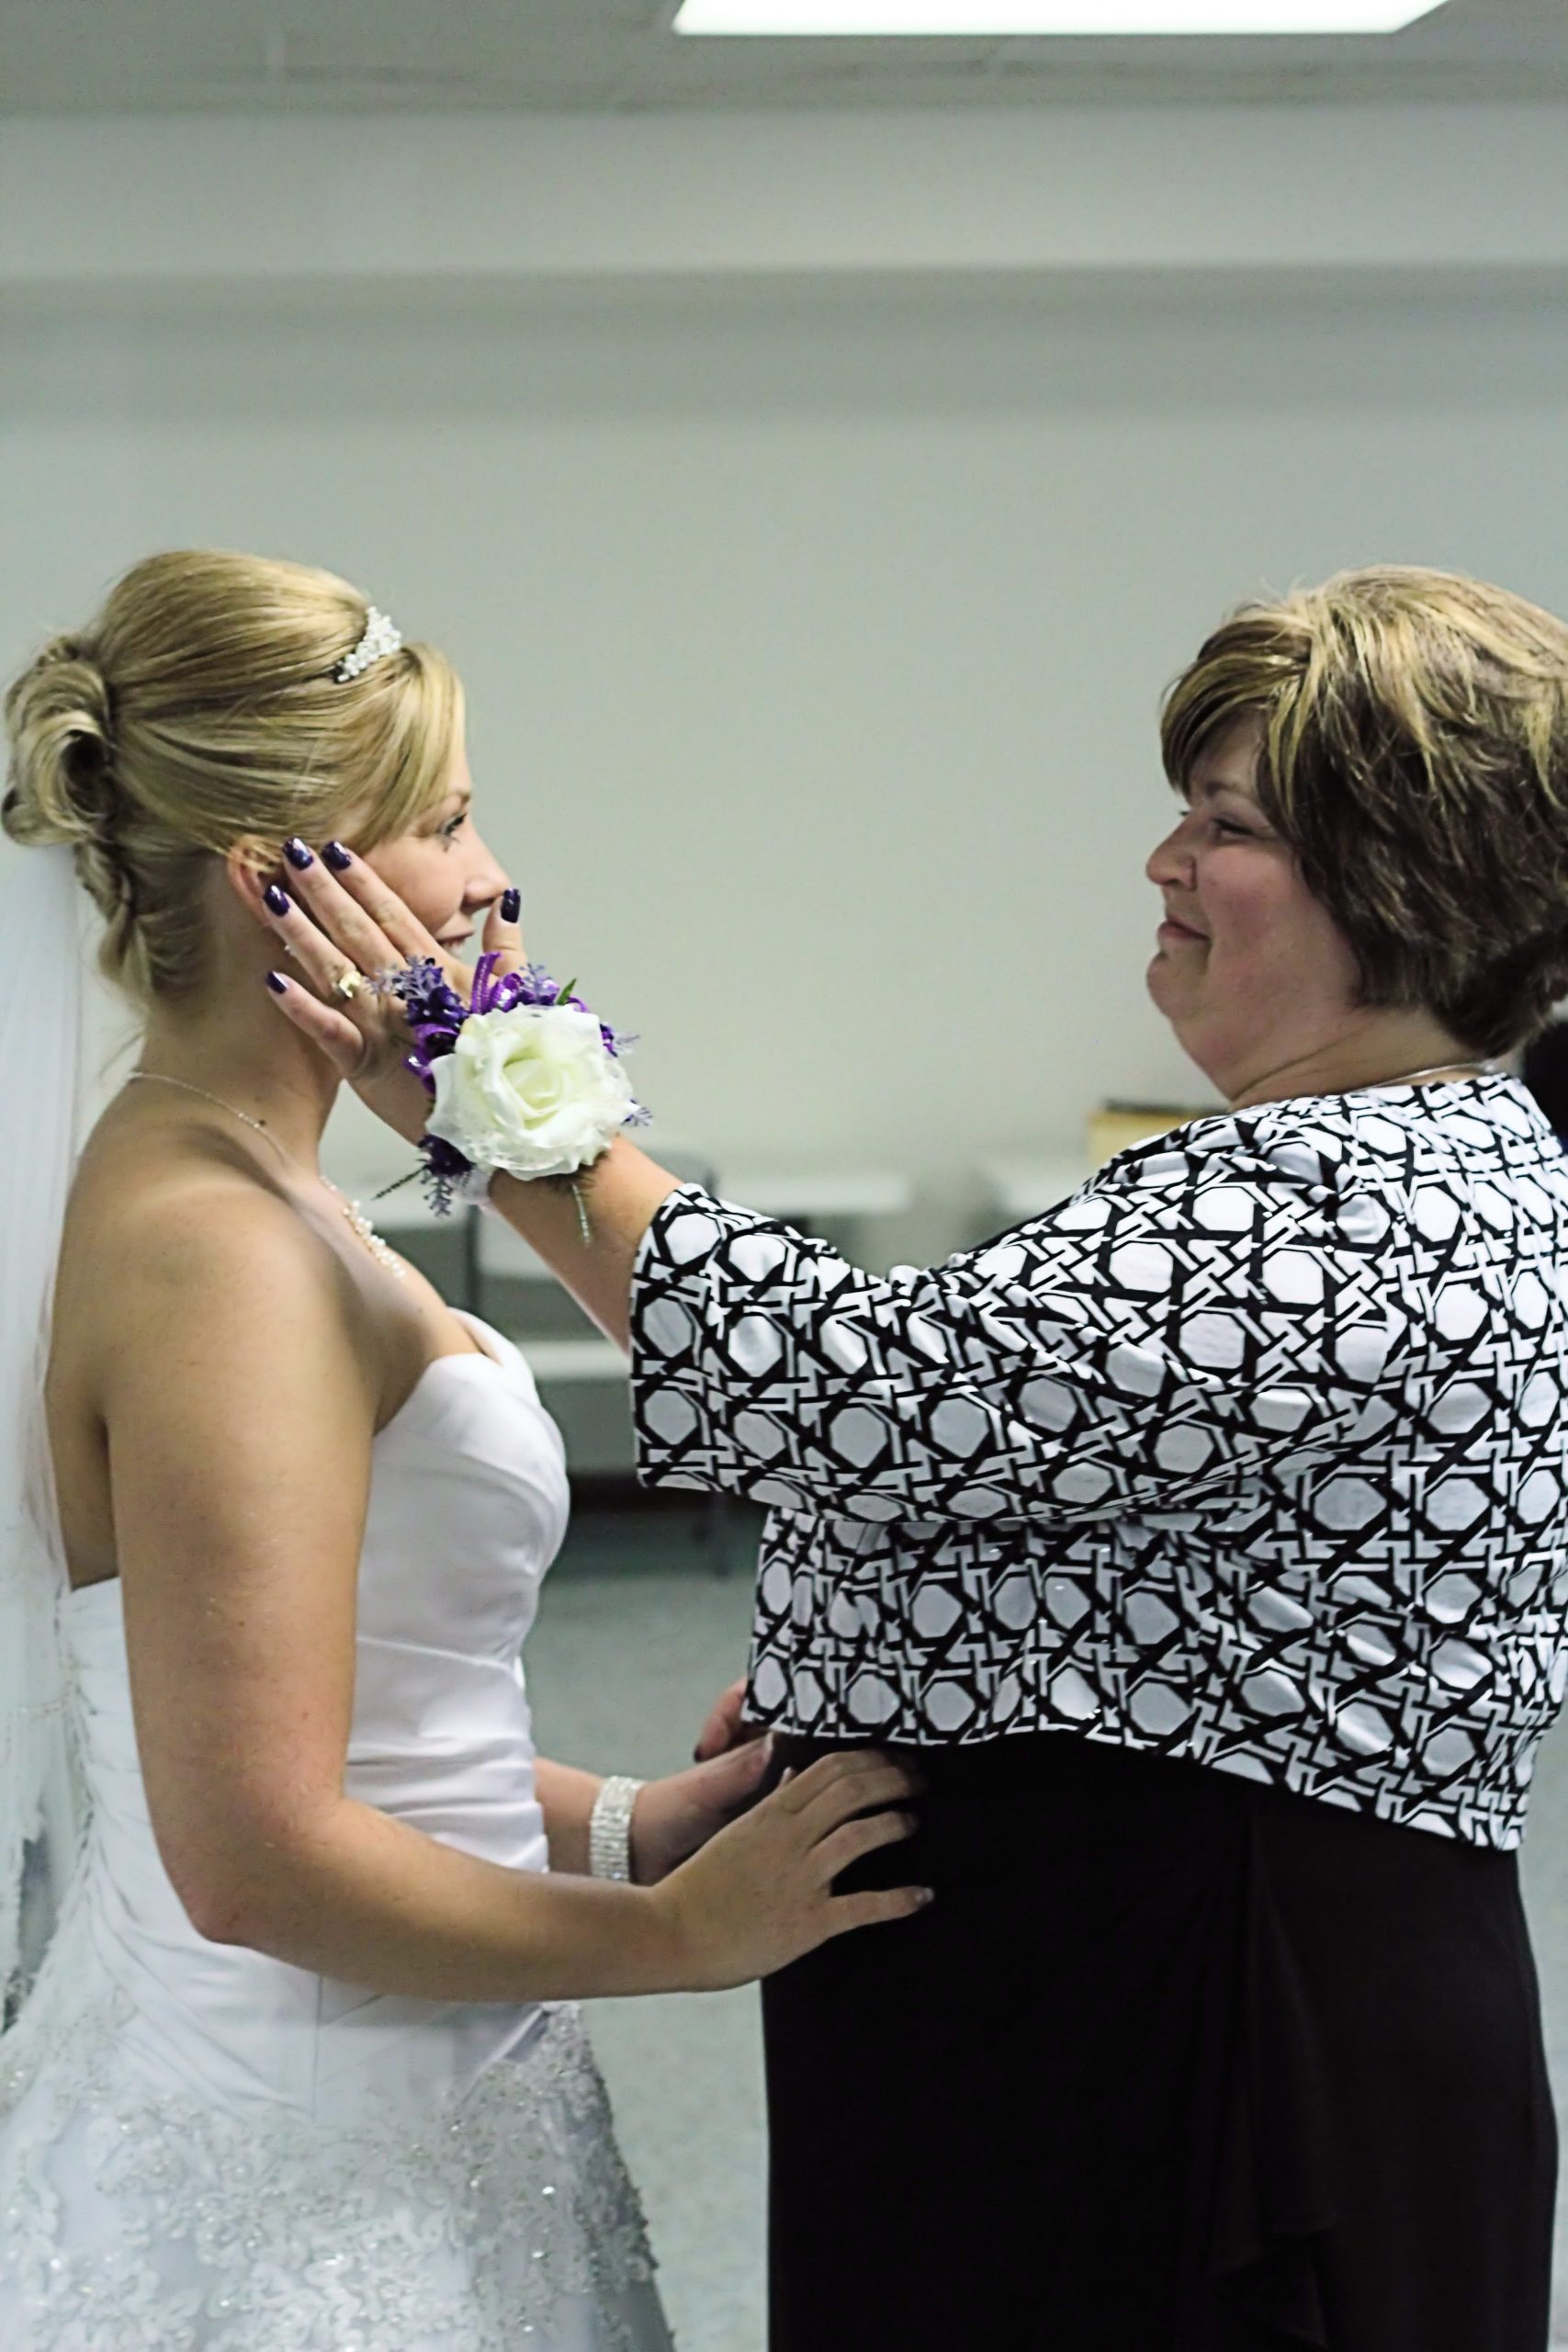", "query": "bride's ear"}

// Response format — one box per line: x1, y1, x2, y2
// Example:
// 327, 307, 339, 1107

224, 837, 276, 915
